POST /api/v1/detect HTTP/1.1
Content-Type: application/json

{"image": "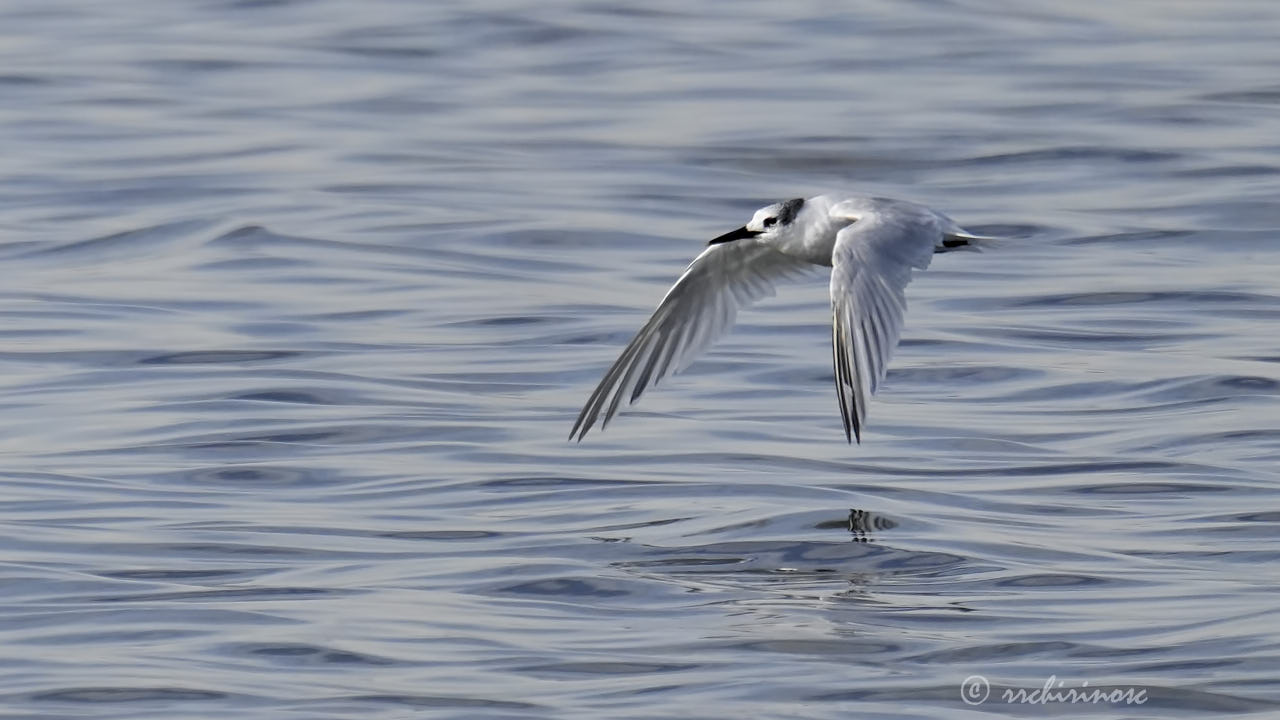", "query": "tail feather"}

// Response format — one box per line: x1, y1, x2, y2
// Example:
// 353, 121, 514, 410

938, 231, 1001, 253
